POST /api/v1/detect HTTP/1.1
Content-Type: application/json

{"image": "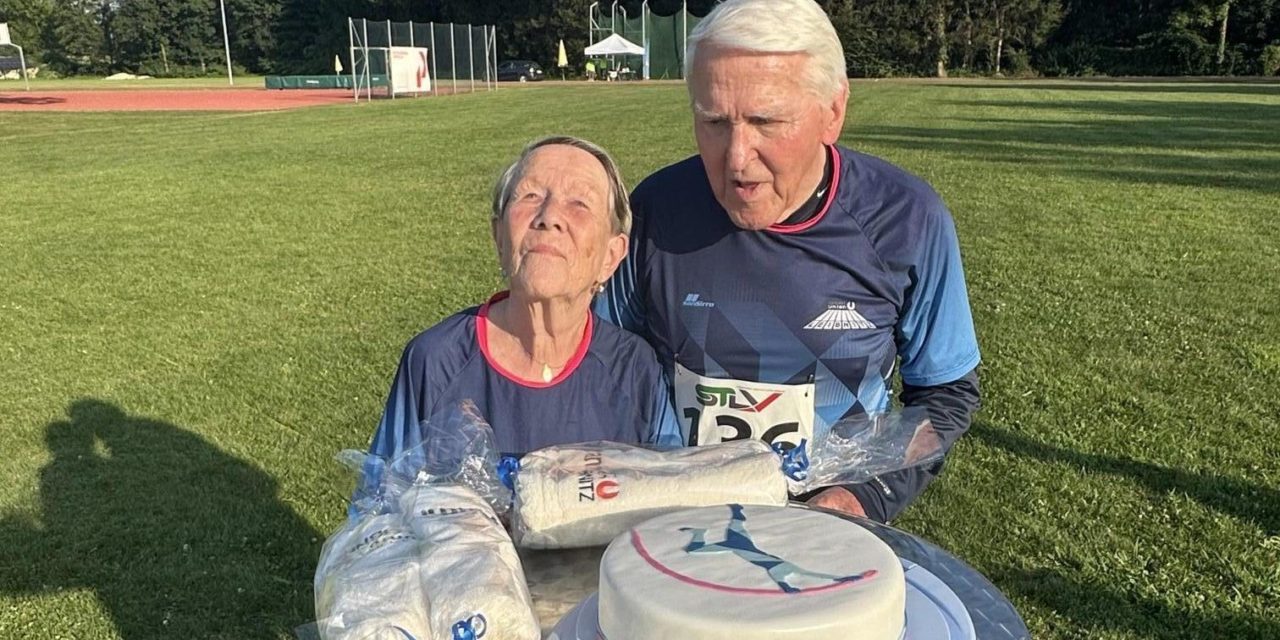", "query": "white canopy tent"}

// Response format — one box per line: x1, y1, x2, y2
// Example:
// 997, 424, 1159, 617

583, 33, 643, 56
583, 33, 643, 80
0, 23, 30, 91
